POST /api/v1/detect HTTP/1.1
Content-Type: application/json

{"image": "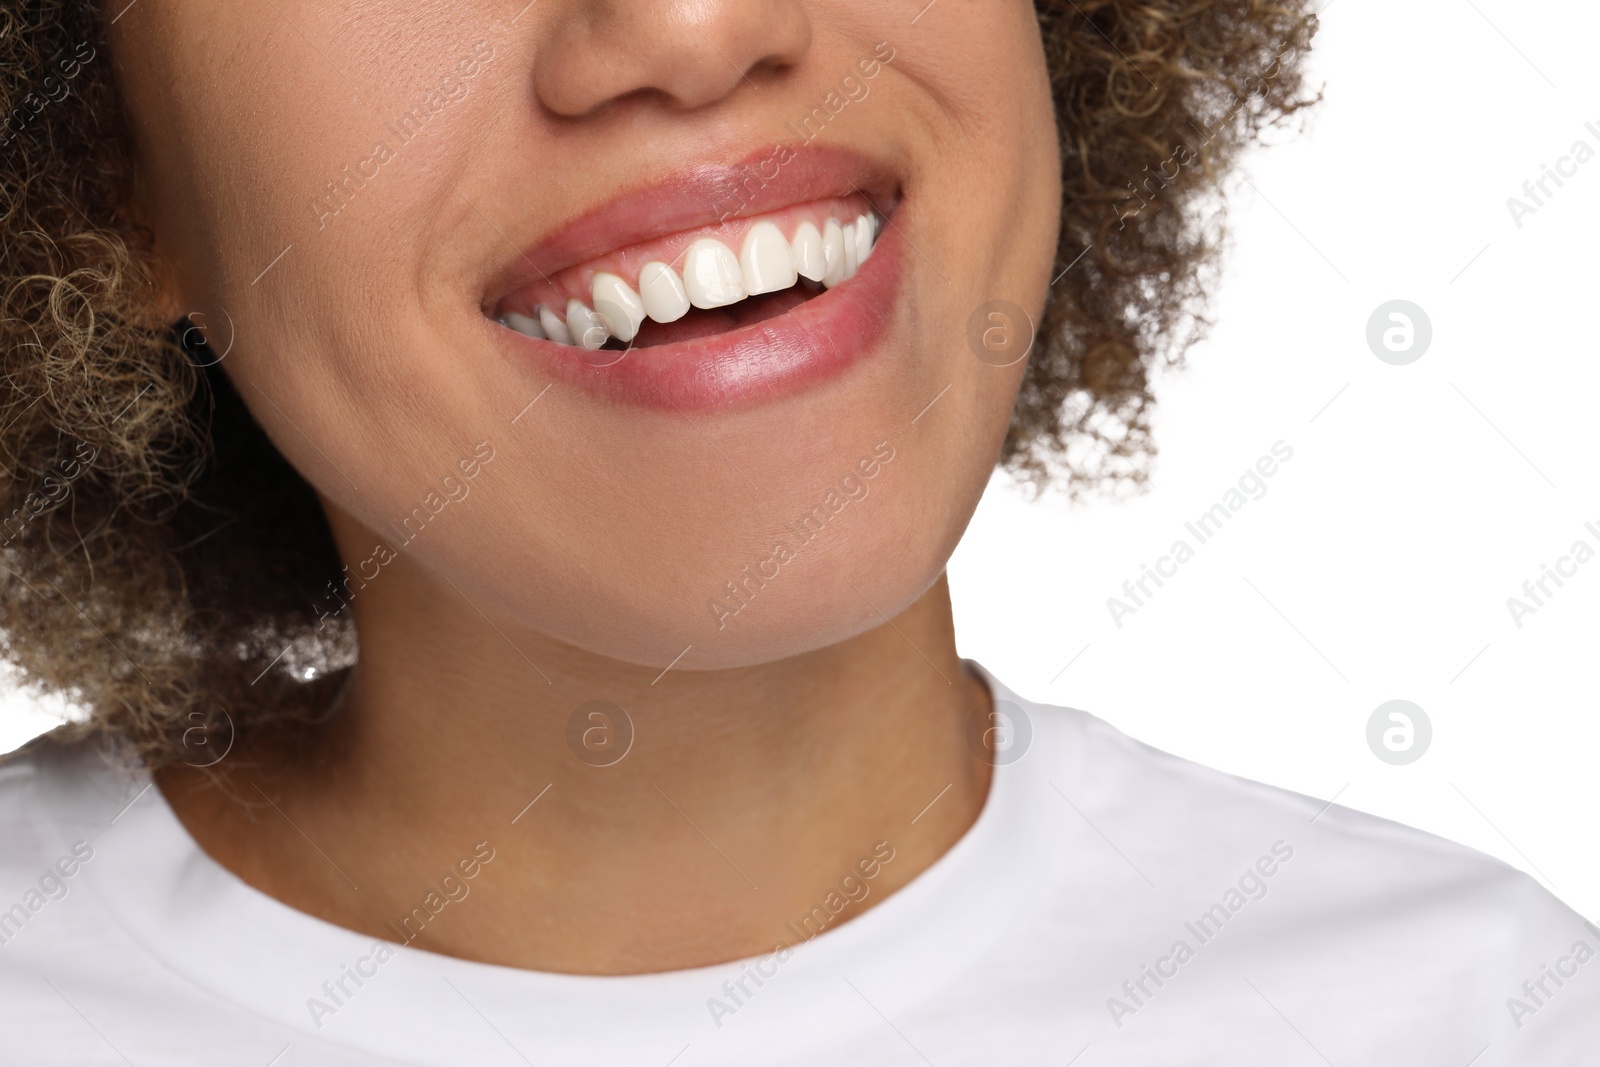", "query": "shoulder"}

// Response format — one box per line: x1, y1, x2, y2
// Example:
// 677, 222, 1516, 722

0, 739, 392, 1064
0, 738, 132, 1056
0, 730, 142, 829
993, 680, 1600, 1056
0, 737, 128, 942
0, 734, 162, 963
0, 737, 71, 880
1012, 689, 1548, 901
